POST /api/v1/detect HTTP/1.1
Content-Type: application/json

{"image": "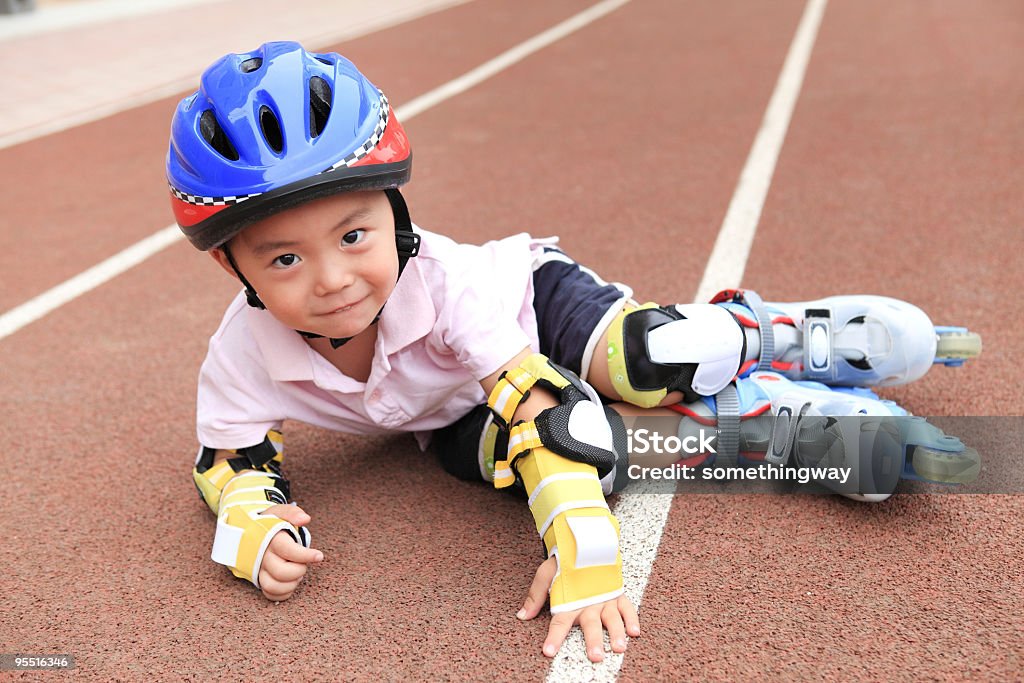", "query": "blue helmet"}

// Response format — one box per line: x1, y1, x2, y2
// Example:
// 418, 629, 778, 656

167, 41, 413, 252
